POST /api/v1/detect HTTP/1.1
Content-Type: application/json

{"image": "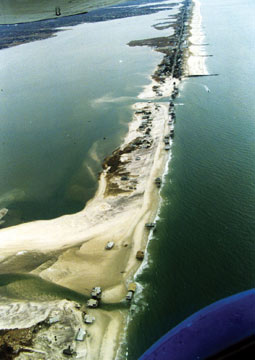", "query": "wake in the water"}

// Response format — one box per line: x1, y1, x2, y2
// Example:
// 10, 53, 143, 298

203, 84, 210, 92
